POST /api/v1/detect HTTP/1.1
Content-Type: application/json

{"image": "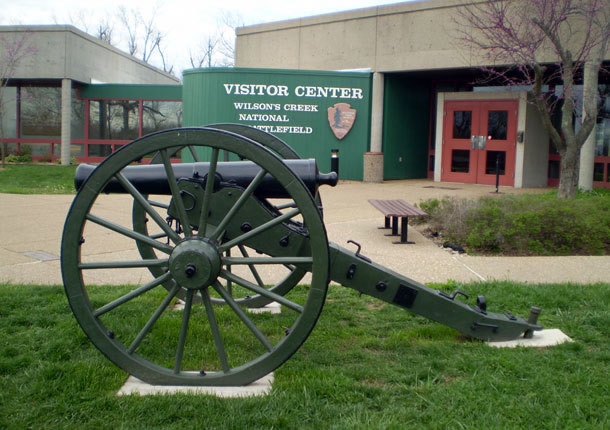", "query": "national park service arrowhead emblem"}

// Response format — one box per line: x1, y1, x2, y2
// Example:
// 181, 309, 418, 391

327, 103, 356, 140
